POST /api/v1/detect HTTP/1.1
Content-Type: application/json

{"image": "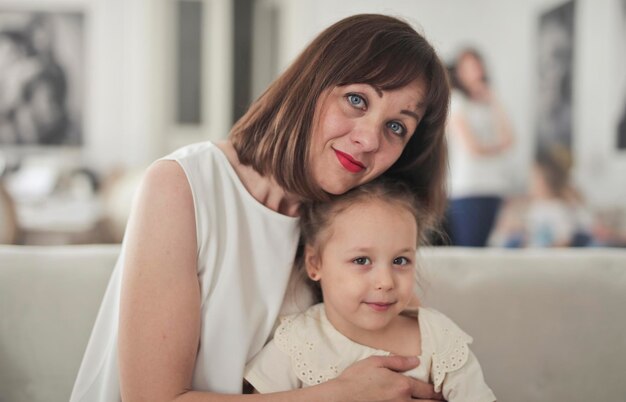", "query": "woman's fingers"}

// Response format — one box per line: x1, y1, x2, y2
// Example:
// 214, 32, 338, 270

408, 377, 444, 400
373, 355, 420, 372
374, 356, 445, 401
336, 355, 446, 402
